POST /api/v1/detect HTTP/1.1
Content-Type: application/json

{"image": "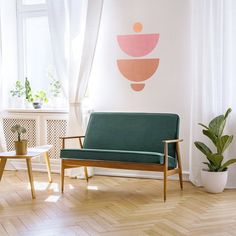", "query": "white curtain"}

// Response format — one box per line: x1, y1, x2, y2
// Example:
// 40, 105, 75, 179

0, 1, 7, 152
0, 0, 18, 108
47, 0, 103, 177
190, 0, 236, 187
47, 0, 70, 98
